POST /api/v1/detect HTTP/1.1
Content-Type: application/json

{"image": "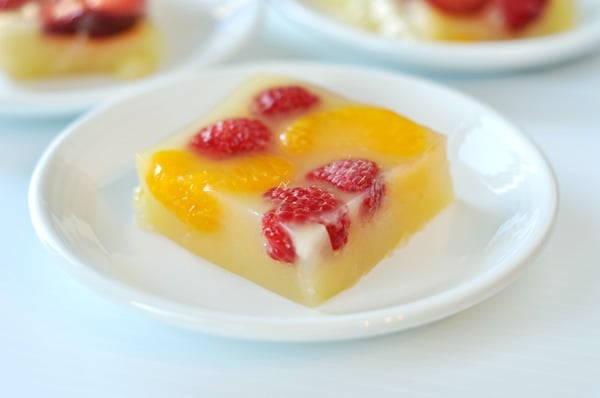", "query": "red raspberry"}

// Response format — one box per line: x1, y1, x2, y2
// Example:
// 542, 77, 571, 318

88, 0, 146, 16
40, 0, 145, 37
0, 0, 27, 10
262, 186, 350, 263
306, 159, 380, 193
189, 118, 271, 159
262, 210, 296, 263
425, 0, 490, 15
251, 86, 320, 117
499, 0, 548, 31
307, 159, 386, 220
361, 176, 386, 220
